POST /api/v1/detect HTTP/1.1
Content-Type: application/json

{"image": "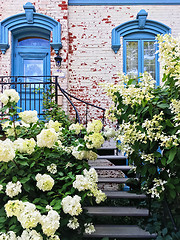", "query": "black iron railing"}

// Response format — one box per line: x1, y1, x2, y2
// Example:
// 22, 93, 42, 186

0, 76, 105, 125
